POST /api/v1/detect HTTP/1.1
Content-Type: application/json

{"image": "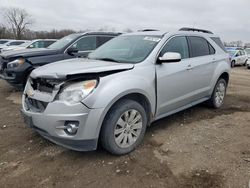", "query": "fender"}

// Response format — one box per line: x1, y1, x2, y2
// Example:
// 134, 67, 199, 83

209, 60, 230, 96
